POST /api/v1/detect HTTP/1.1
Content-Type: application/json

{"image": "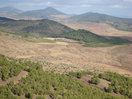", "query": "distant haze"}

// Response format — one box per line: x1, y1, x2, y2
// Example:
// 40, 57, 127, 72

0, 0, 132, 18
